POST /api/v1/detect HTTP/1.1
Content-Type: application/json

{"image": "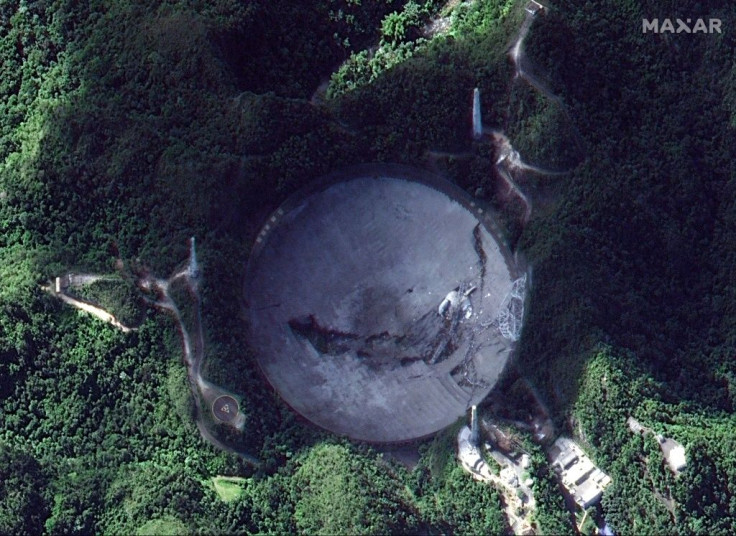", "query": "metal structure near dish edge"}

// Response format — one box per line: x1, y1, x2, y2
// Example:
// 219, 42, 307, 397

246, 168, 527, 442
